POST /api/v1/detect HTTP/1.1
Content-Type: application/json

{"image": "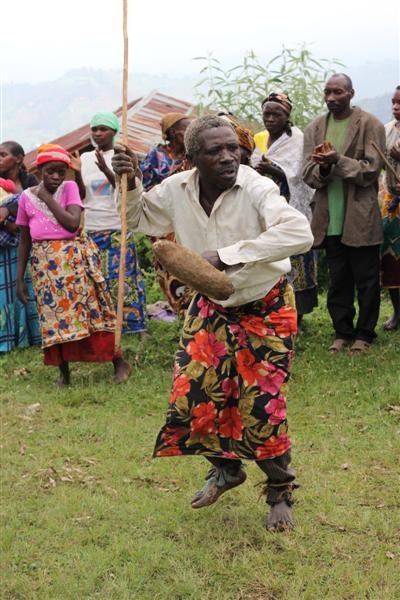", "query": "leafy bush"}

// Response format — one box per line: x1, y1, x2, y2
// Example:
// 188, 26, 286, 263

195, 44, 344, 130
